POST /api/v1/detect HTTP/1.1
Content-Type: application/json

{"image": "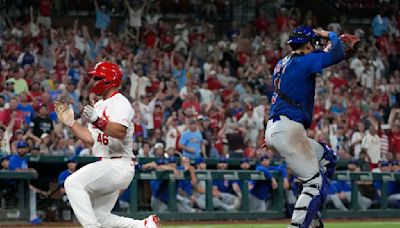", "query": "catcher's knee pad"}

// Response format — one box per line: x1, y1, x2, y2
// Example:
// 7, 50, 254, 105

318, 142, 337, 178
